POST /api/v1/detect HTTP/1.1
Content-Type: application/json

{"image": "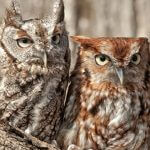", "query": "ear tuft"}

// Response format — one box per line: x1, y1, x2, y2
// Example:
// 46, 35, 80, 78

5, 0, 22, 26
70, 36, 91, 44
70, 36, 101, 51
53, 0, 64, 24
43, 0, 64, 35
10, 0, 21, 15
